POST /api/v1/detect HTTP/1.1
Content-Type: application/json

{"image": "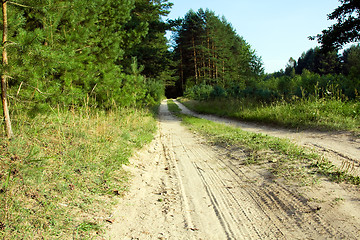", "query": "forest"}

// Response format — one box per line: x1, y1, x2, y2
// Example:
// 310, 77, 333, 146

0, 0, 359, 136
0, 0, 359, 238
0, 0, 174, 138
